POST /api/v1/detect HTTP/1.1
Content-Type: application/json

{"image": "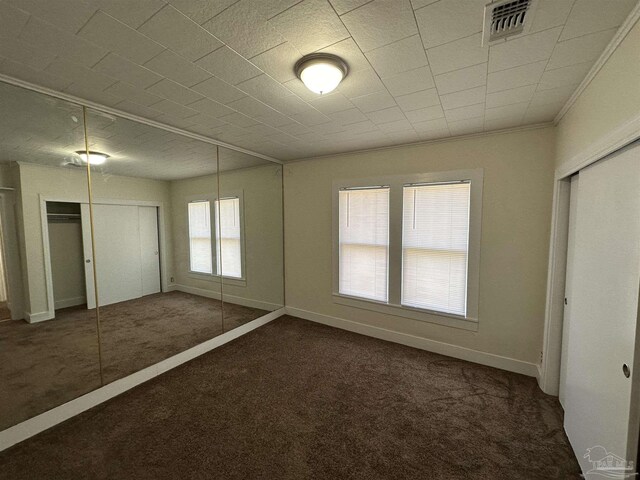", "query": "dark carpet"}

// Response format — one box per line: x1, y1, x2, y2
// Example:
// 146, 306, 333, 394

0, 315, 581, 479
0, 291, 267, 430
